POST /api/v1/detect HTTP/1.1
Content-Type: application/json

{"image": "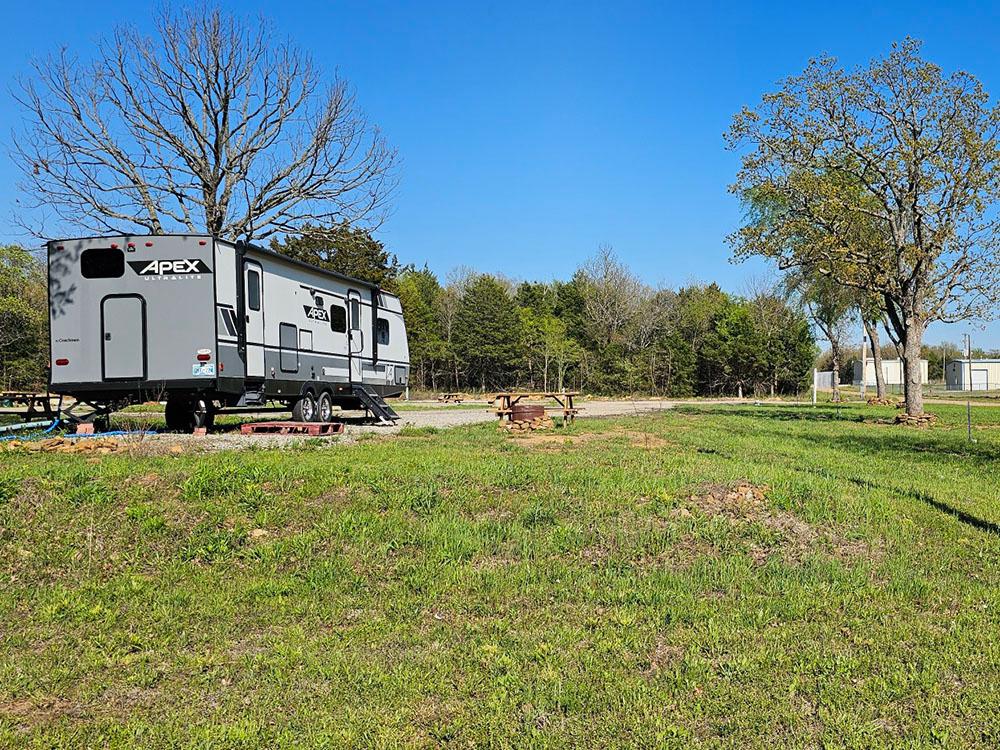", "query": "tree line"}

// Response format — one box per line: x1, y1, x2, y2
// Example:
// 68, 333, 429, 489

394, 247, 815, 396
